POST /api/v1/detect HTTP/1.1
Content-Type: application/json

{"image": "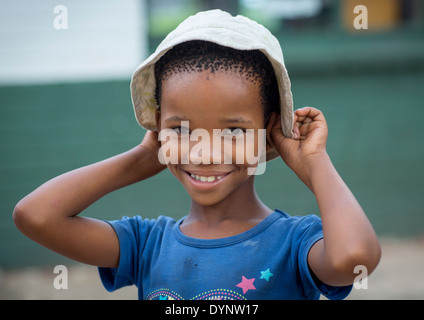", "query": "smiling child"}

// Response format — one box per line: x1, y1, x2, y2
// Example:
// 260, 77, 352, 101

13, 10, 381, 300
